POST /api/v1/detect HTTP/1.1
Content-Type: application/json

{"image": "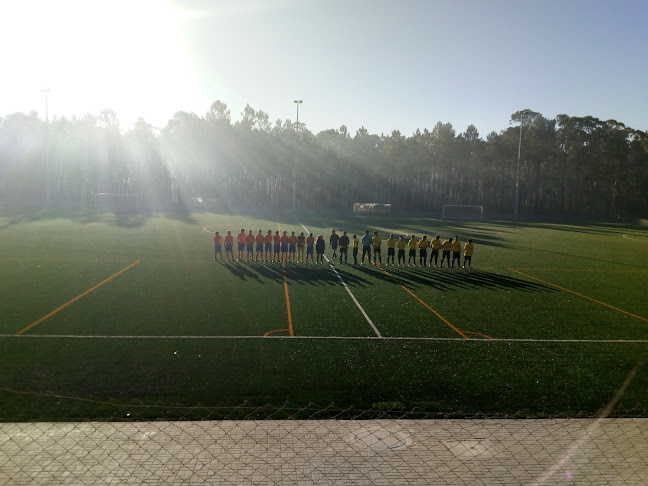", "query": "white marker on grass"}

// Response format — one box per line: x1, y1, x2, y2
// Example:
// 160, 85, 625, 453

297, 217, 382, 338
